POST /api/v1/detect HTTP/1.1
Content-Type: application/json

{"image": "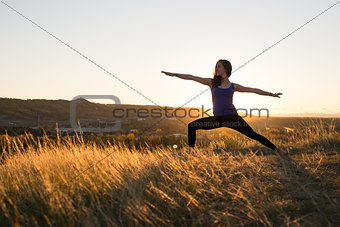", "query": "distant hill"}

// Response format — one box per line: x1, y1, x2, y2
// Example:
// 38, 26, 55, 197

1, 97, 339, 133
0, 98, 212, 134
